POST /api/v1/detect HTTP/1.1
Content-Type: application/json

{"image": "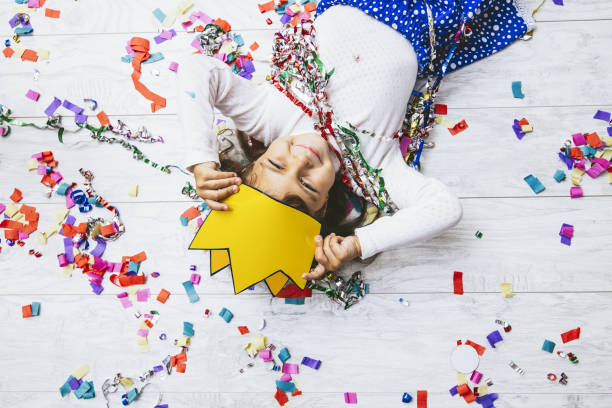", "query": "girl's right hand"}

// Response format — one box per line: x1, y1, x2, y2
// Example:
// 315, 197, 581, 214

193, 162, 242, 211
